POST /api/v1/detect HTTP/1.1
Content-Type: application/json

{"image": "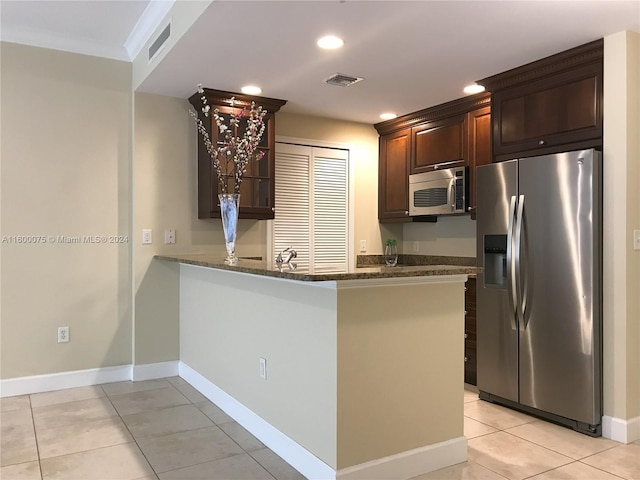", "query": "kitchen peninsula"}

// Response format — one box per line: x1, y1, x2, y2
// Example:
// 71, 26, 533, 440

157, 254, 474, 479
